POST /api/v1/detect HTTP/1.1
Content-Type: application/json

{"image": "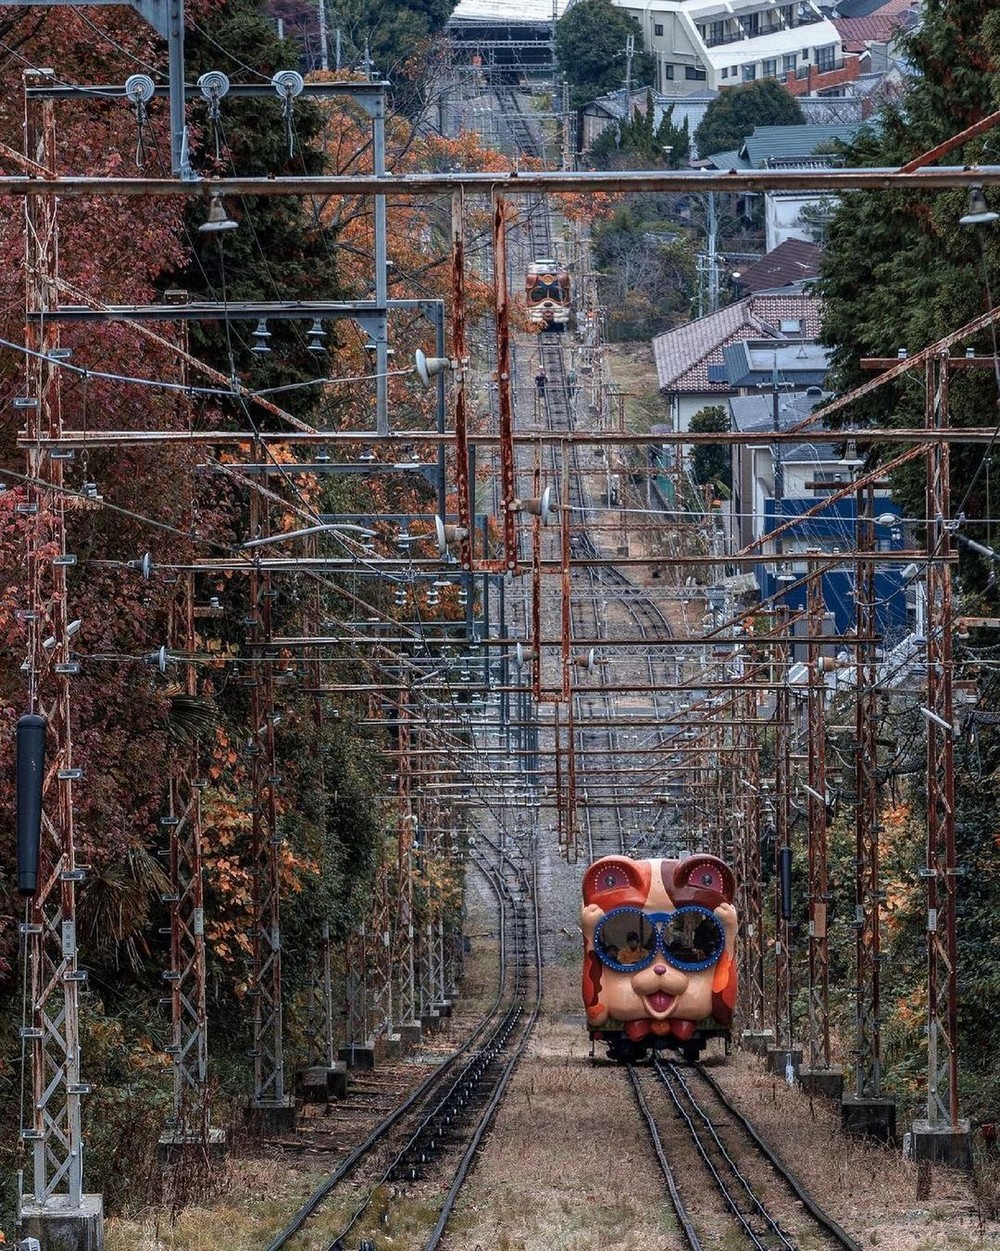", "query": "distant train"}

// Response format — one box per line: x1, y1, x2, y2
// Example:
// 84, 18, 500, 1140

525, 257, 570, 332
581, 854, 738, 1063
